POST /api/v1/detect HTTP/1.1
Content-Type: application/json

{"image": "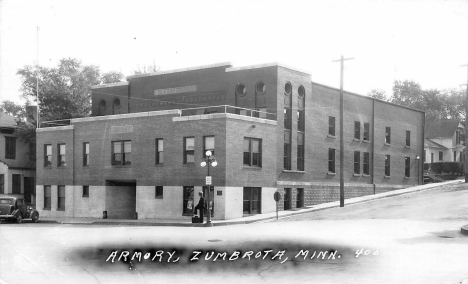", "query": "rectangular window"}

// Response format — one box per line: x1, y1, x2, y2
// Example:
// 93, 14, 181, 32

354, 121, 360, 140
385, 155, 391, 176
44, 144, 52, 167
456, 130, 461, 145
12, 174, 21, 194
354, 151, 360, 174
183, 186, 194, 215
0, 174, 3, 194
363, 123, 369, 141
203, 136, 215, 157
363, 152, 370, 175
284, 108, 292, 130
58, 185, 65, 210
328, 148, 335, 173
82, 186, 89, 197
184, 137, 195, 163
297, 110, 305, 132
243, 187, 261, 215
156, 139, 163, 164
385, 127, 391, 144
58, 144, 66, 167
155, 186, 163, 199
406, 130, 411, 147
112, 141, 131, 165
405, 157, 410, 177
329, 116, 335, 136
244, 137, 262, 167
431, 153, 434, 163
297, 132, 304, 171
44, 185, 51, 210
454, 151, 457, 162
284, 132, 291, 170
83, 142, 89, 166
5, 137, 16, 159
439, 151, 443, 161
